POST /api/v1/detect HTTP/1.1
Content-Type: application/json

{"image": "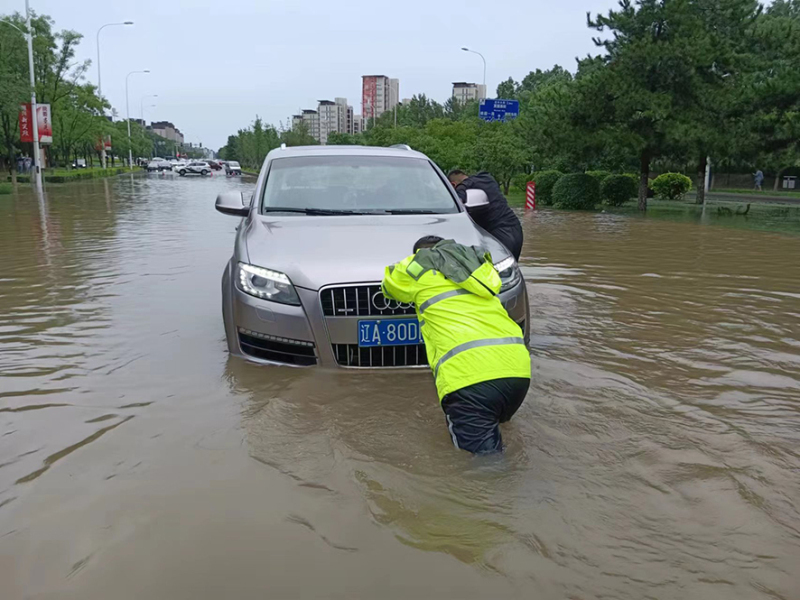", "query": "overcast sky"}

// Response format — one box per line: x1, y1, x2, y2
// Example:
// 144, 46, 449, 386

15, 0, 618, 150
